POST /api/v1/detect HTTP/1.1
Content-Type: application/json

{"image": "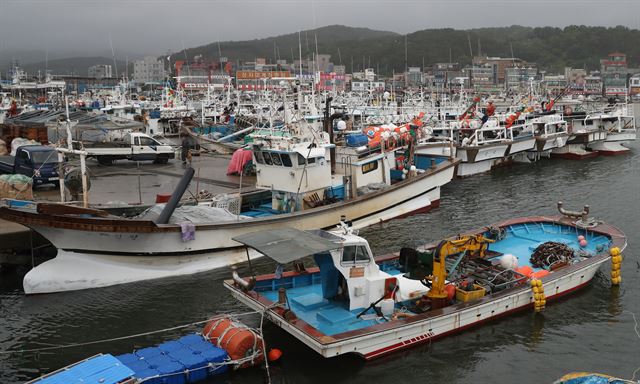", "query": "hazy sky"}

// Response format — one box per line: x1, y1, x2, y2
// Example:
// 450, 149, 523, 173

1, 0, 639, 56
